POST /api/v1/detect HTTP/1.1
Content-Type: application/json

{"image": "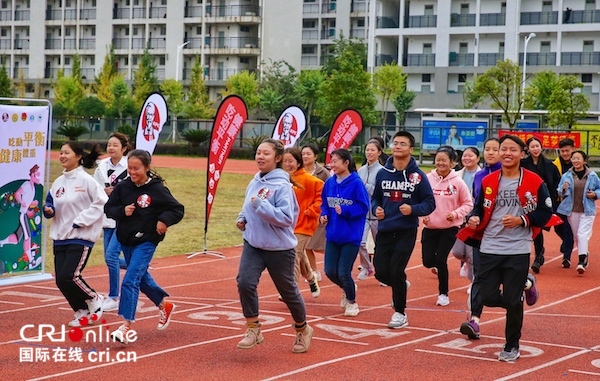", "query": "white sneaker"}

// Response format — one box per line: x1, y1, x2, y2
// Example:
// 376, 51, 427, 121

388, 312, 408, 329
344, 302, 359, 316
357, 267, 369, 280
340, 284, 358, 309
460, 263, 468, 277
110, 324, 131, 344
466, 284, 472, 295
436, 294, 450, 306
379, 282, 388, 287
68, 309, 91, 327
86, 294, 104, 321
315, 271, 322, 282
103, 297, 119, 312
